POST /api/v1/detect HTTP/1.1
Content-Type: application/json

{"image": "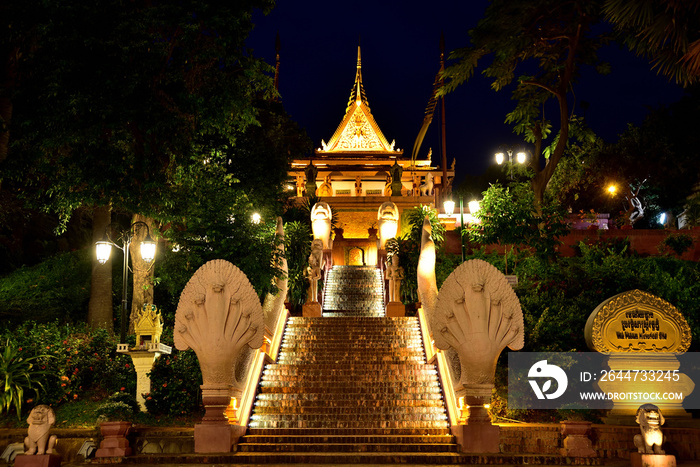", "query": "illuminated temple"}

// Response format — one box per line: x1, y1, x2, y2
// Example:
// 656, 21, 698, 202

288, 47, 454, 266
